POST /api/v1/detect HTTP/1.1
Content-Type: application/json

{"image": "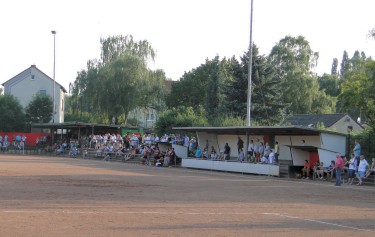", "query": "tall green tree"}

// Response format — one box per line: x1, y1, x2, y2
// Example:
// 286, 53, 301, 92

165, 57, 221, 110
70, 35, 166, 124
268, 35, 333, 114
338, 60, 375, 129
331, 58, 338, 75
0, 95, 25, 132
222, 56, 246, 118
235, 45, 286, 124
25, 93, 53, 123
340, 51, 350, 80
318, 73, 340, 97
